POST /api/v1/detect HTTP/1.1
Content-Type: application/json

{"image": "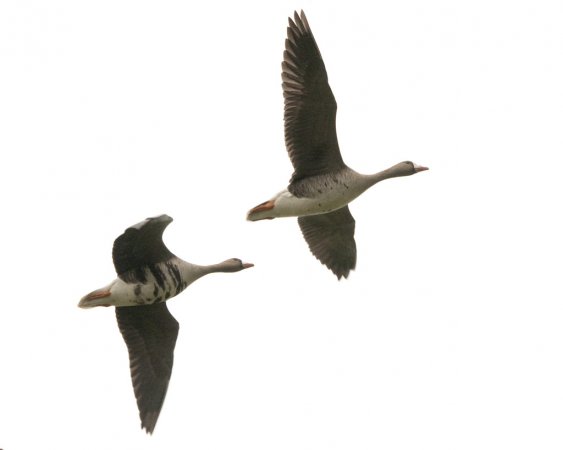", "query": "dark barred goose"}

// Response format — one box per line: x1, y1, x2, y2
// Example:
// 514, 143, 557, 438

247, 11, 428, 279
79, 215, 253, 434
